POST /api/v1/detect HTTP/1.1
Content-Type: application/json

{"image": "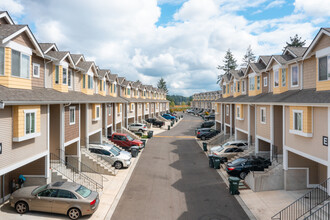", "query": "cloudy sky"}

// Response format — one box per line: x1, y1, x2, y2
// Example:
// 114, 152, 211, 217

1, 0, 329, 96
